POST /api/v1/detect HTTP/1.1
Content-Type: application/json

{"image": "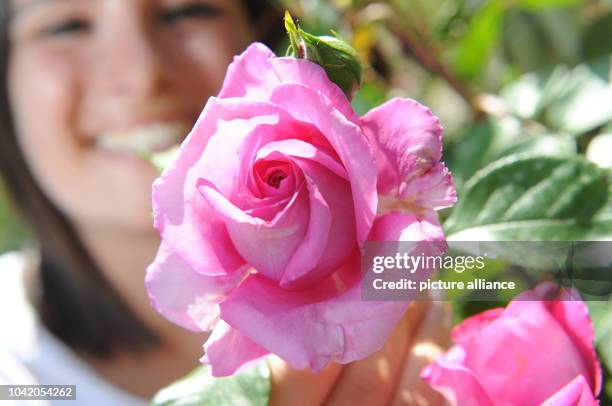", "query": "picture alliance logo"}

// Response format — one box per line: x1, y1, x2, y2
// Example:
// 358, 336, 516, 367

371, 253, 487, 274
